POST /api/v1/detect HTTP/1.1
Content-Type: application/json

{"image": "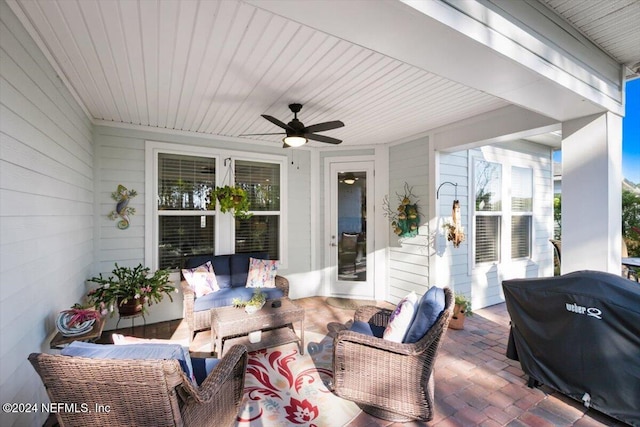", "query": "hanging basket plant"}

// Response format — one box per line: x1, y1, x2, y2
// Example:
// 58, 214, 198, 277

383, 183, 420, 238
211, 185, 252, 219
443, 200, 465, 248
